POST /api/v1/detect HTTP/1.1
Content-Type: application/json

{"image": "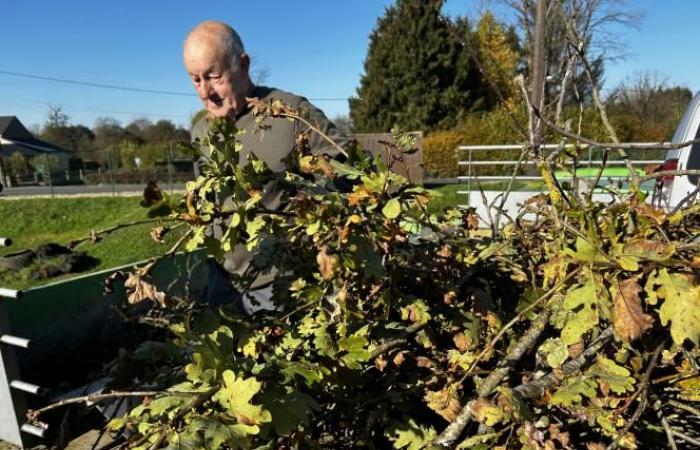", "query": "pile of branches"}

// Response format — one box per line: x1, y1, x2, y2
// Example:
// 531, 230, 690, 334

28, 101, 700, 450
